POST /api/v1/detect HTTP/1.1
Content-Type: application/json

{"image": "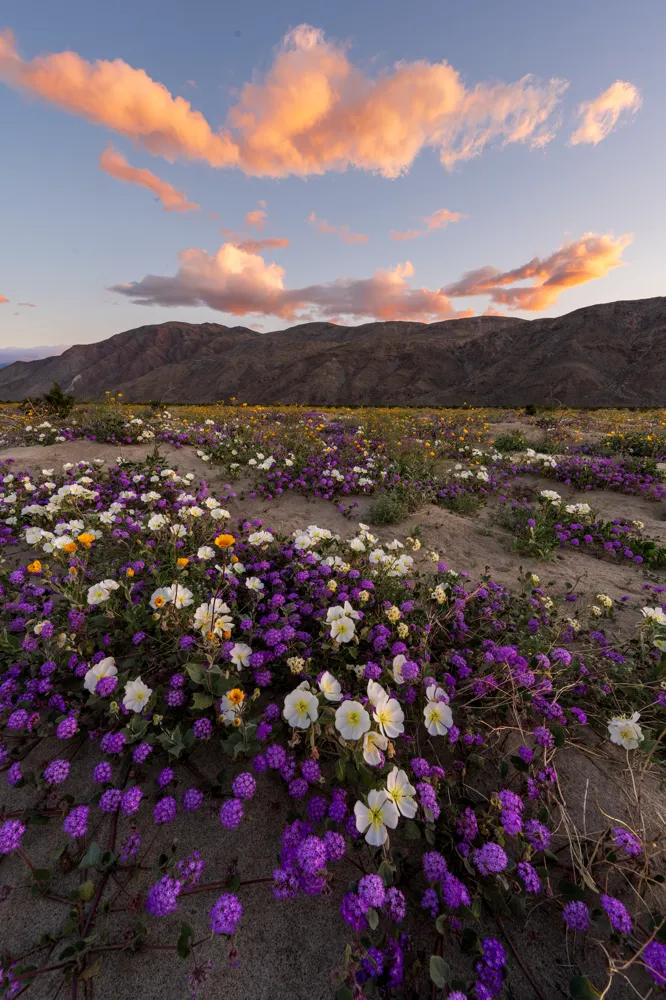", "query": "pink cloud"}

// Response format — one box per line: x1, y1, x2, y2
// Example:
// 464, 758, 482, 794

99, 144, 199, 212
391, 207, 463, 240
109, 241, 467, 322
18, 301, 36, 307
245, 208, 267, 231
1, 25, 567, 178
308, 211, 369, 245
444, 232, 632, 310
0, 294, 8, 304
570, 81, 641, 146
